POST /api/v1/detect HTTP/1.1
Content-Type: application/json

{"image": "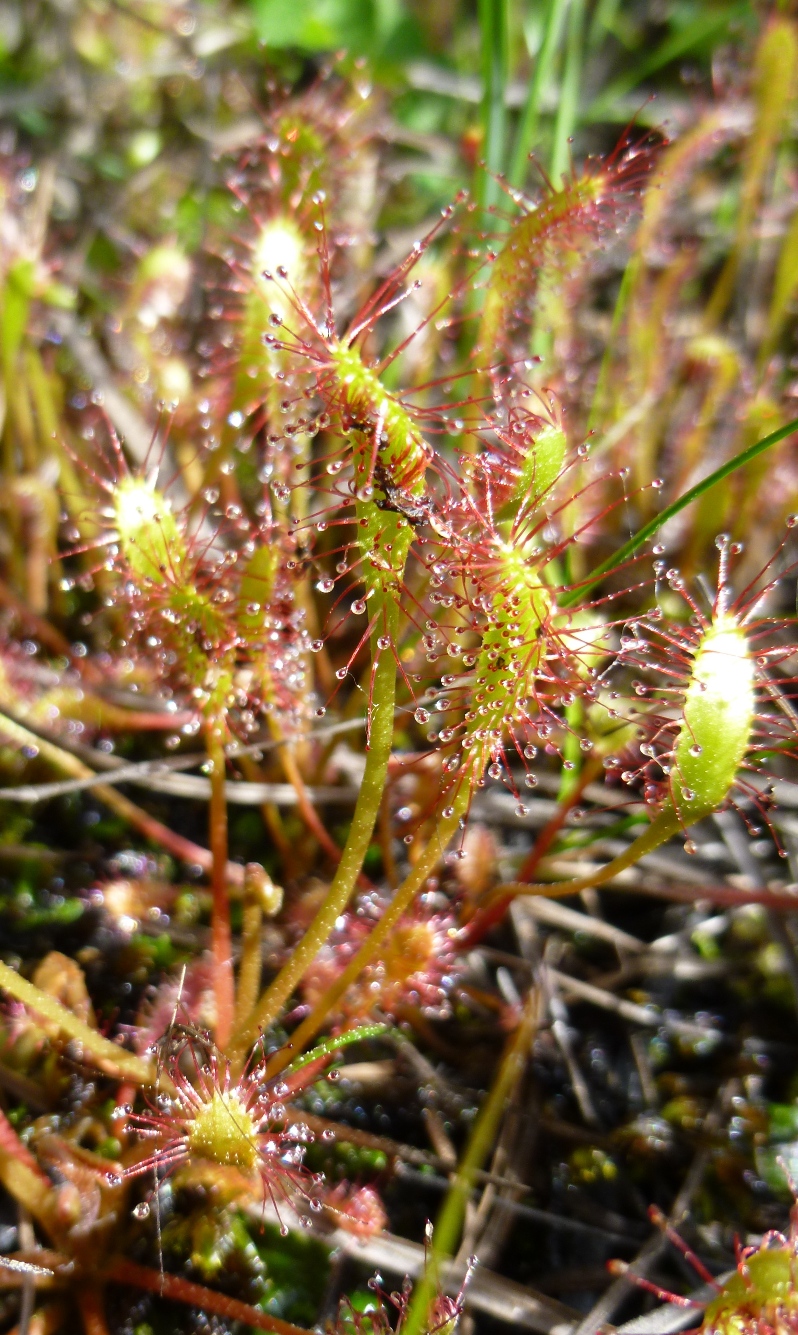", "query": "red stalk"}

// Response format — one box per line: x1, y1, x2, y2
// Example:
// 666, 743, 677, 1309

106, 1258, 313, 1335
